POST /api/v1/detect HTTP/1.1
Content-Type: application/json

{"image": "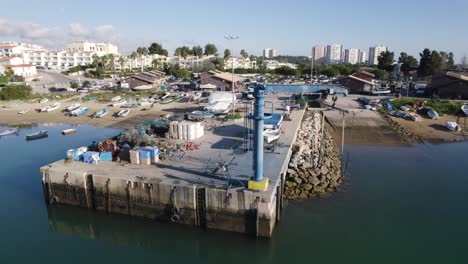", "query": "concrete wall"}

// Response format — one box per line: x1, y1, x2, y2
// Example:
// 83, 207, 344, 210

41, 165, 278, 238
